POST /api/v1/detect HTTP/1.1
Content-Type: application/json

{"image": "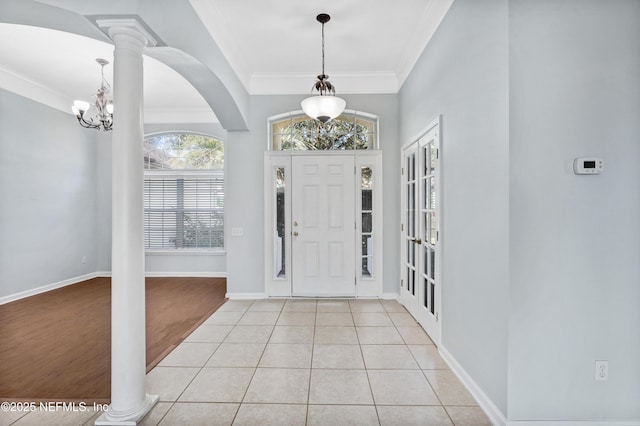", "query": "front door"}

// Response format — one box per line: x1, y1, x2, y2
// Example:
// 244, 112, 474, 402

291, 155, 356, 297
